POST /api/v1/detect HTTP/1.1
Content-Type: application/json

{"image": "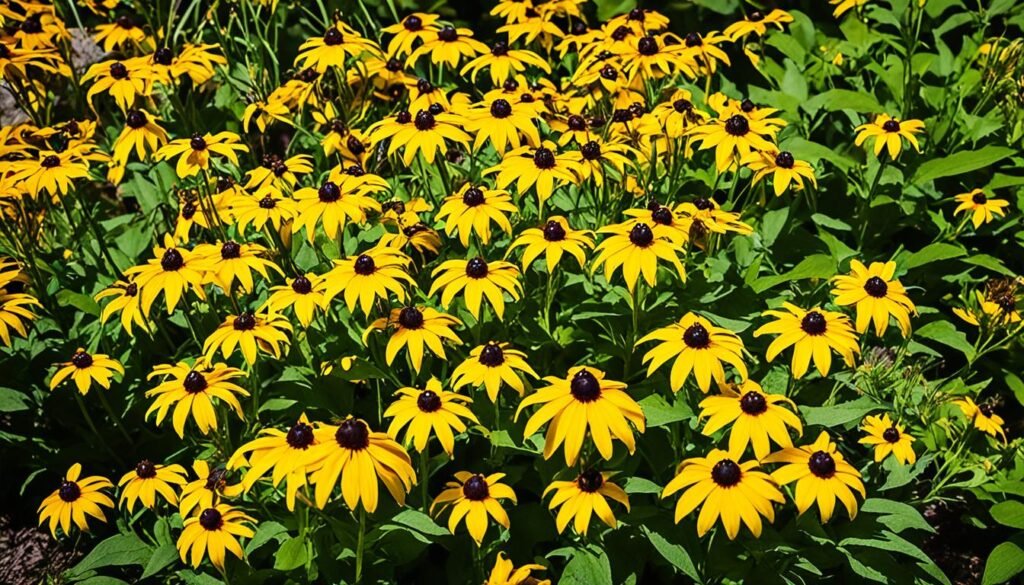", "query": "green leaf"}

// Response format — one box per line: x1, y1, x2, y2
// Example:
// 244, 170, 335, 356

983, 540, 1024, 585
560, 548, 613, 585
901, 243, 965, 271
961, 254, 1016, 277
991, 501, 1024, 529
750, 254, 837, 293
0, 386, 30, 412
915, 320, 976, 360
759, 207, 790, 247
912, 146, 1016, 184
638, 393, 692, 428
66, 534, 152, 578
642, 526, 701, 581
623, 477, 662, 494
385, 509, 450, 537
55, 290, 101, 317
140, 544, 178, 579
861, 498, 936, 534
804, 89, 883, 113
244, 521, 289, 554
801, 397, 879, 427
274, 536, 308, 571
